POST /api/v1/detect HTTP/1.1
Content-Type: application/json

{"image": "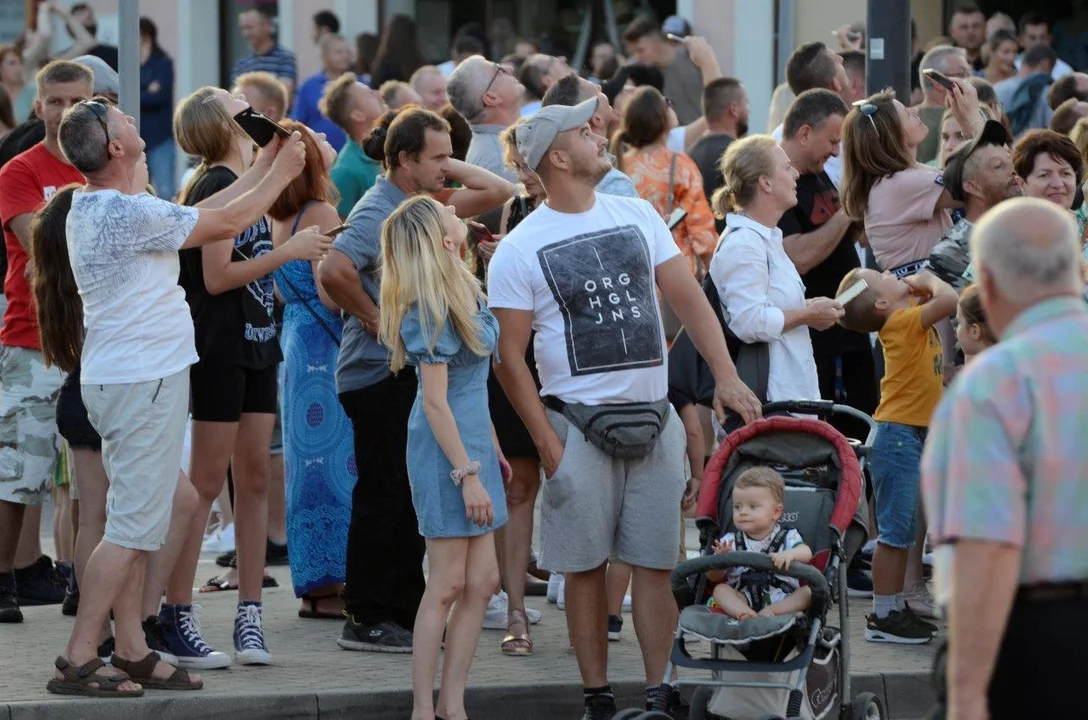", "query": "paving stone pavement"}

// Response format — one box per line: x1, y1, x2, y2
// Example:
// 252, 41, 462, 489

1, 520, 939, 719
